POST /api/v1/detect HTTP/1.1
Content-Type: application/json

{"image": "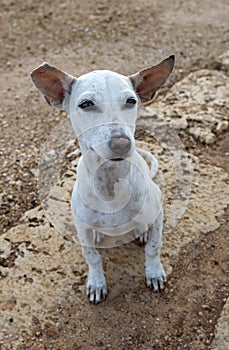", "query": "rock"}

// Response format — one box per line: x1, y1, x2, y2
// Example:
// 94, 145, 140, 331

189, 127, 216, 145
144, 69, 229, 145
211, 297, 229, 350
